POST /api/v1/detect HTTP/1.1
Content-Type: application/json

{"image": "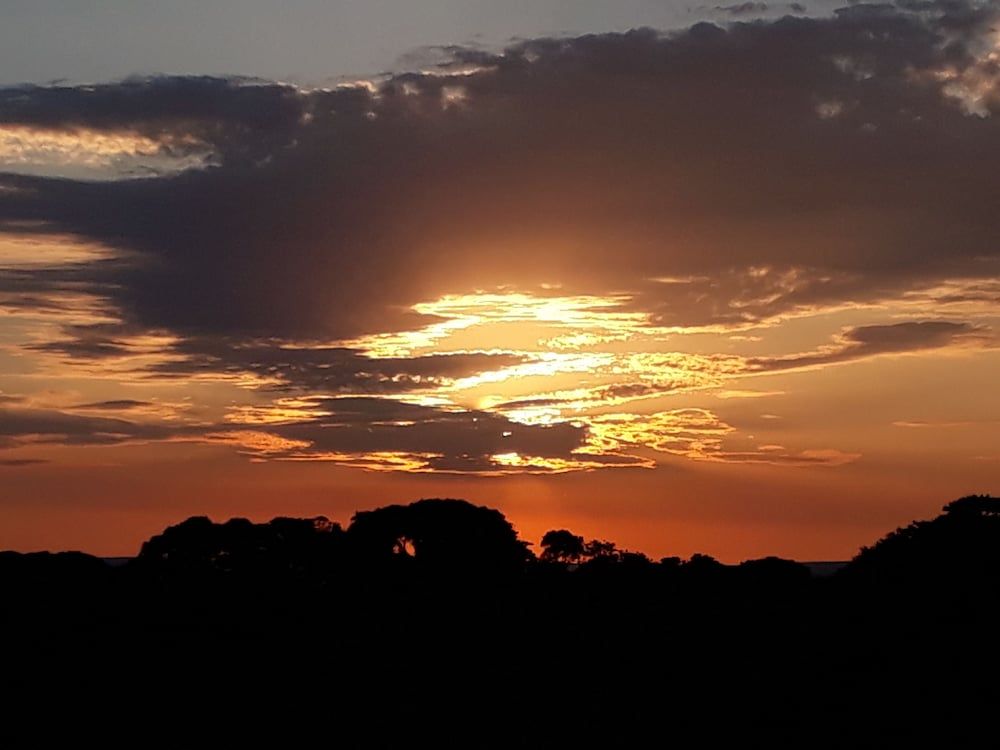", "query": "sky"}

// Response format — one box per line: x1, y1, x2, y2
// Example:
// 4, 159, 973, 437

0, 0, 998, 560
0, 1, 833, 86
